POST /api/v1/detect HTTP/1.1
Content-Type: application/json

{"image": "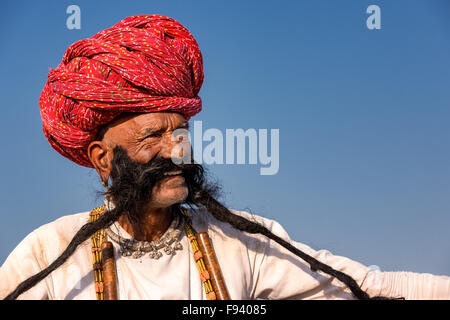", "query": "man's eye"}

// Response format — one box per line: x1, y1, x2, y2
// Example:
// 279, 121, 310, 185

144, 133, 160, 139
